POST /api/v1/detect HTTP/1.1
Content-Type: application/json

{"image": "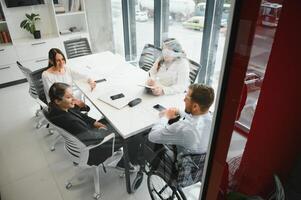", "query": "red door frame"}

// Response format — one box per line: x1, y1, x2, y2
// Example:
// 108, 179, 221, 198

202, 0, 301, 198
200, 0, 263, 199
